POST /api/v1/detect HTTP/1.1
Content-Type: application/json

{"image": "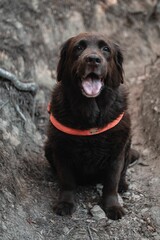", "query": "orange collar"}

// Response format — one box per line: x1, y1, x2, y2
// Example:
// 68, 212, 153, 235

48, 104, 124, 136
